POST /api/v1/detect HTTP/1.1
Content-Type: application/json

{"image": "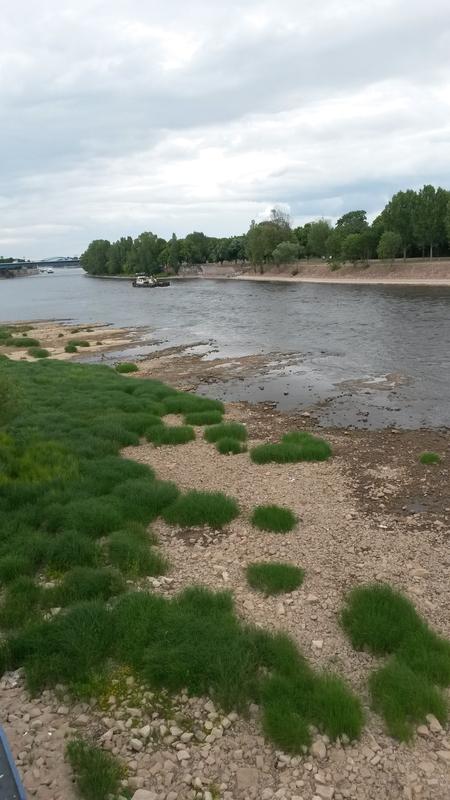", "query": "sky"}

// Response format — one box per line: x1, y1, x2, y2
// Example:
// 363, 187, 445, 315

1, 0, 450, 259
